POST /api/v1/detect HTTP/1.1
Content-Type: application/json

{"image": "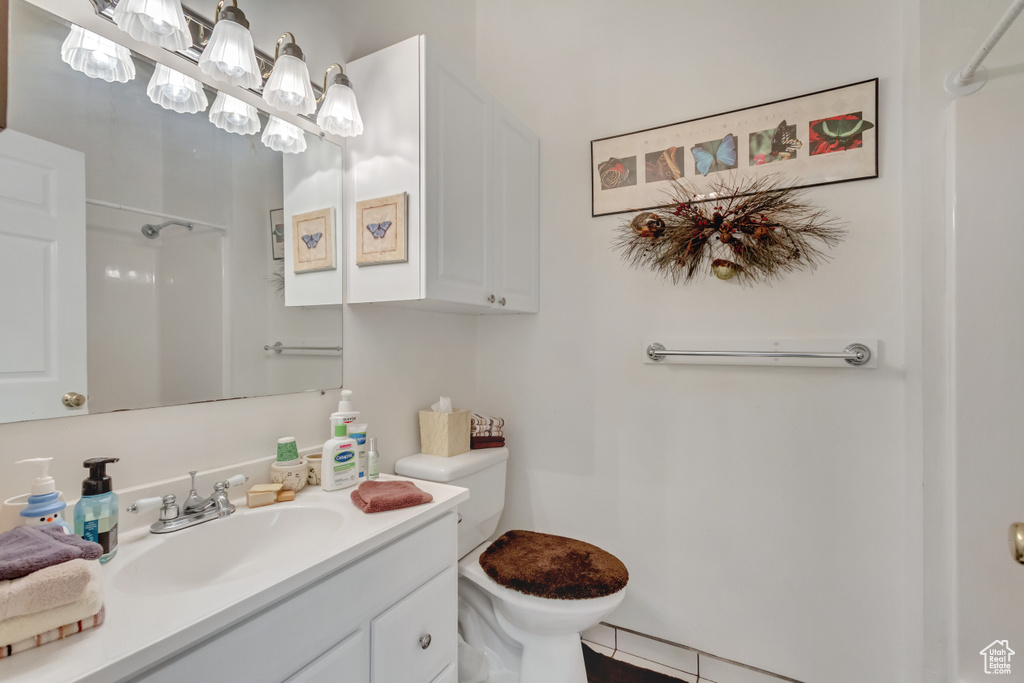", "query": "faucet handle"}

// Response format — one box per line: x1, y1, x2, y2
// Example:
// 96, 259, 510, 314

222, 474, 247, 489
127, 497, 163, 515
127, 494, 179, 521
